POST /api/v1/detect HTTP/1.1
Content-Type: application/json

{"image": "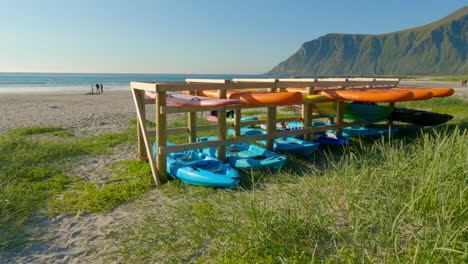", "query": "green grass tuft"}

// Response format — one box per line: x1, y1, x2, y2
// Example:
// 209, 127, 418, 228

2, 126, 68, 137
